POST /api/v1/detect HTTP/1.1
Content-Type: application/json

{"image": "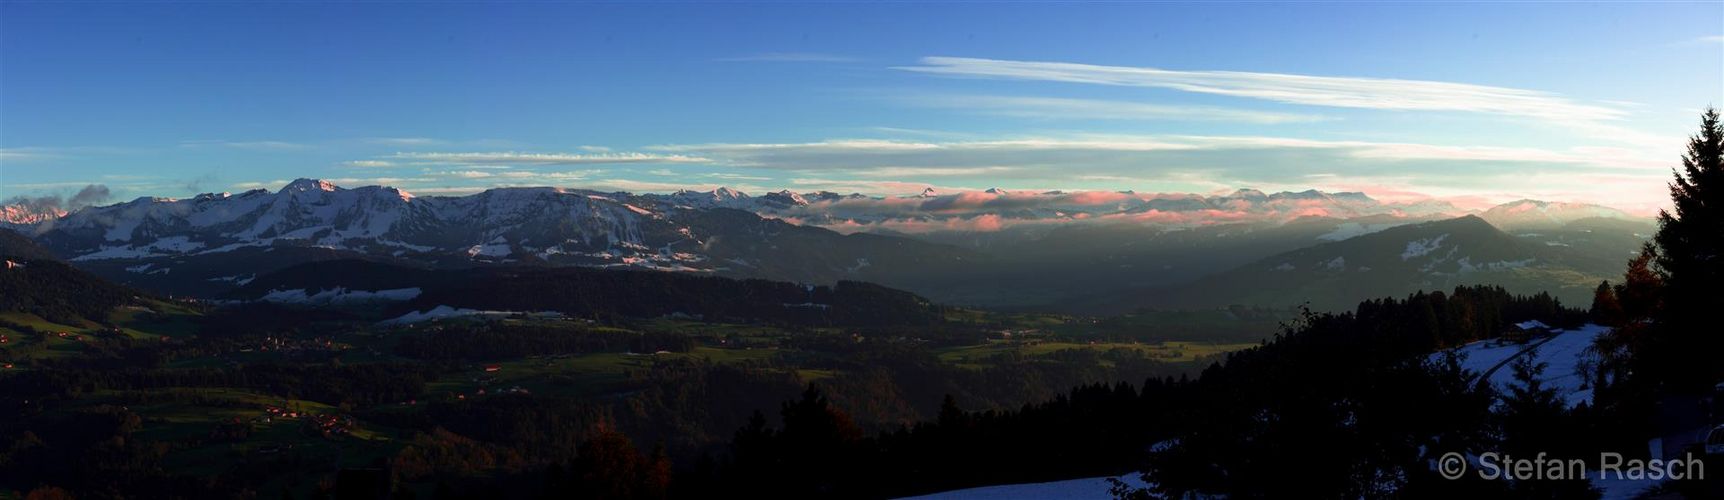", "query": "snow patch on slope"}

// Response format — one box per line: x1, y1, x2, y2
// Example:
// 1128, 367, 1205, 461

260, 287, 422, 304
379, 305, 565, 325
1400, 234, 1449, 260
